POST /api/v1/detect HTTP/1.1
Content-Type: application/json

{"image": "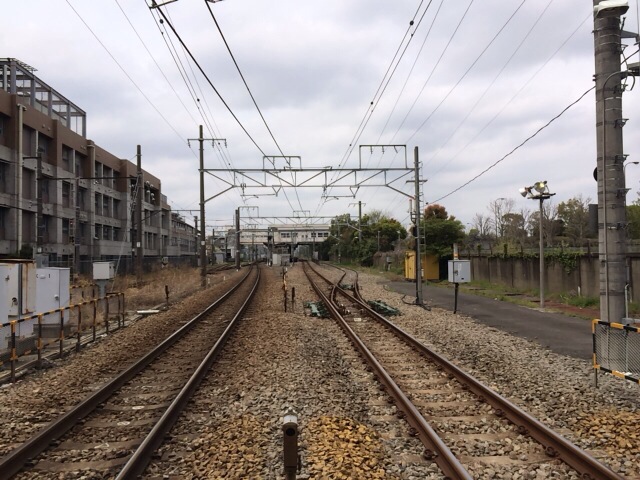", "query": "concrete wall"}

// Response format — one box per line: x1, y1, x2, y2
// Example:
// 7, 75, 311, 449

468, 254, 640, 300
